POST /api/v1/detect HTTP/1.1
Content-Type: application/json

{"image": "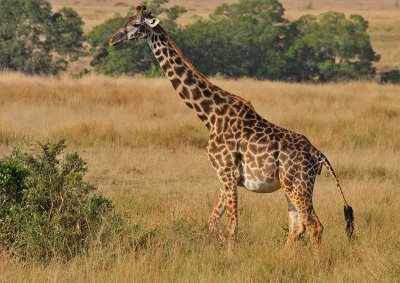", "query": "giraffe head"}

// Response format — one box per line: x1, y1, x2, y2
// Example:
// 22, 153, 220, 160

109, 6, 159, 46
